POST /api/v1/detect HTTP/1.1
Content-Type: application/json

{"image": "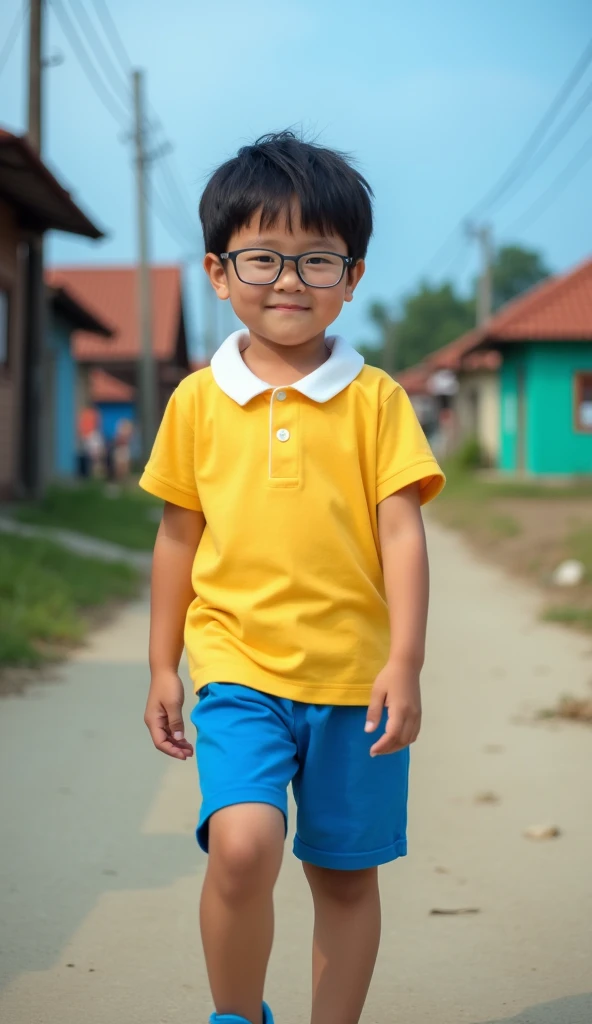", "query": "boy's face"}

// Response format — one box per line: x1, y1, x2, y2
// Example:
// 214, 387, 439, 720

204, 206, 365, 348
